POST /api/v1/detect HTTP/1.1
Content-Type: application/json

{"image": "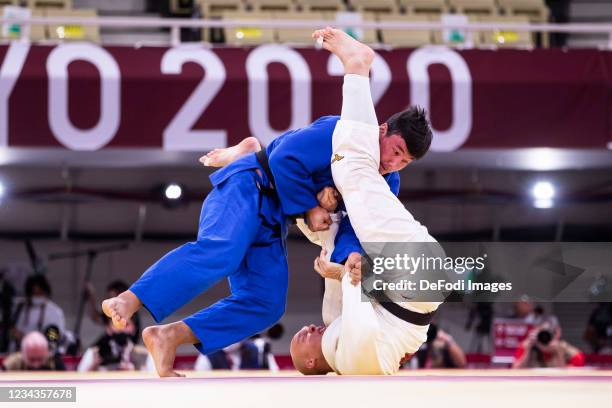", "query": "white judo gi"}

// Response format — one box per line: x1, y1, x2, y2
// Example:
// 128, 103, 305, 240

312, 74, 441, 375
